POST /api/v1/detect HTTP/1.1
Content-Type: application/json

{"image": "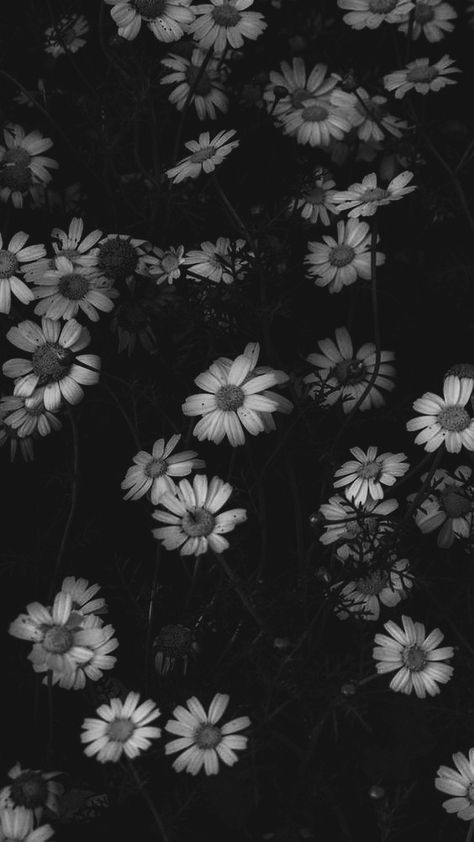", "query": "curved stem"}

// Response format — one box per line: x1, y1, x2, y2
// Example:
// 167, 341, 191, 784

48, 410, 79, 600
126, 758, 171, 842
211, 550, 272, 637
